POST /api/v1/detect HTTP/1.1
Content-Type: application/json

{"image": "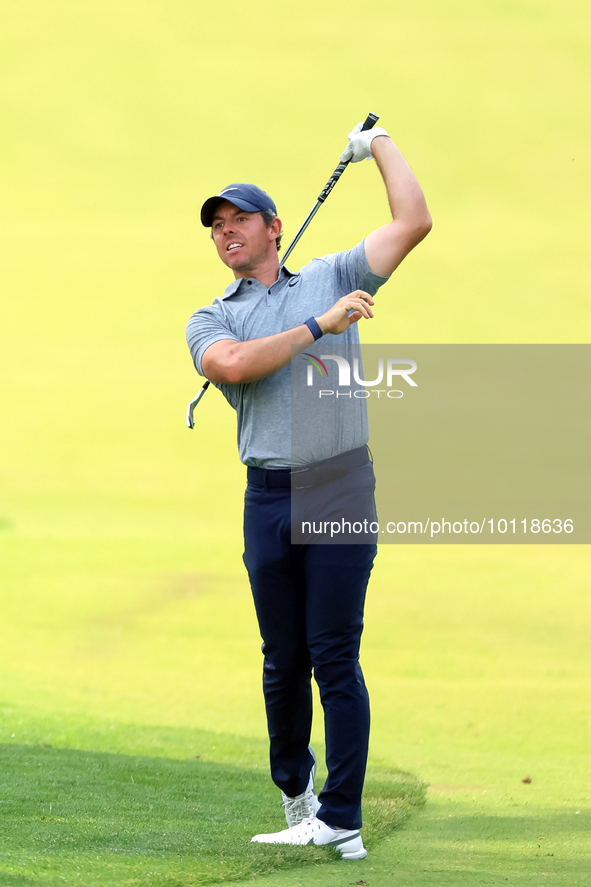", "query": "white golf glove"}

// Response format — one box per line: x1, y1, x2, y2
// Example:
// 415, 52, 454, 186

340, 122, 390, 163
